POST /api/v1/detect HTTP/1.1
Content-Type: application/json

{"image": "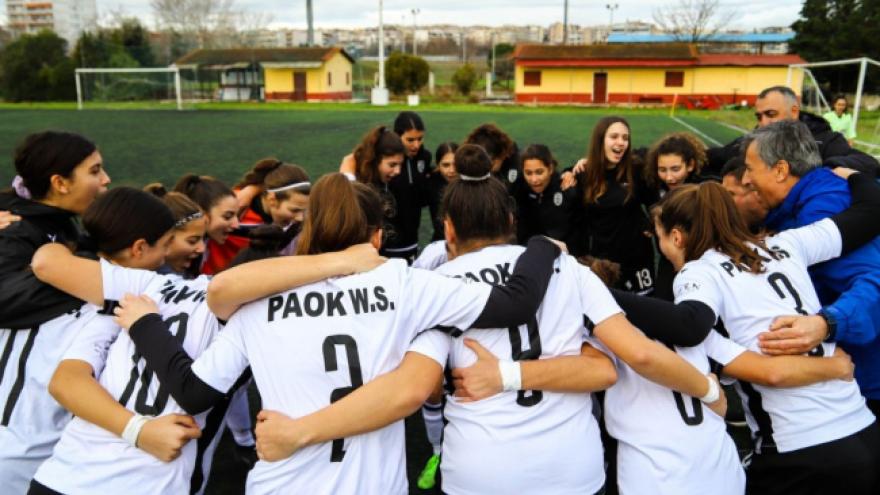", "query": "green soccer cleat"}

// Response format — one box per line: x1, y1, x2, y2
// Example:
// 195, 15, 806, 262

417, 453, 440, 490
